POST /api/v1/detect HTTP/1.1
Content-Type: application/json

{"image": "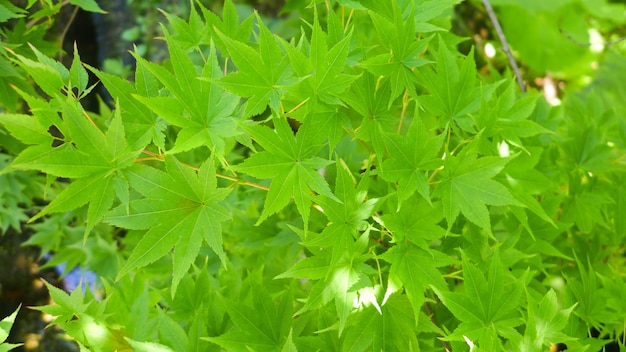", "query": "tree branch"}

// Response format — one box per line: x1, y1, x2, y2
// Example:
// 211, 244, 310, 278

482, 0, 526, 92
